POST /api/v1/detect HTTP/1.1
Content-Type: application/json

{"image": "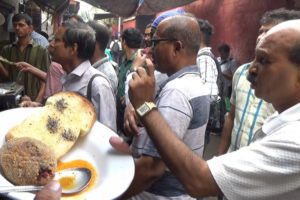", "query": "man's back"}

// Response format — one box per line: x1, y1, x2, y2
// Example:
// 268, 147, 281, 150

92, 56, 118, 94
196, 47, 219, 99
61, 60, 116, 131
